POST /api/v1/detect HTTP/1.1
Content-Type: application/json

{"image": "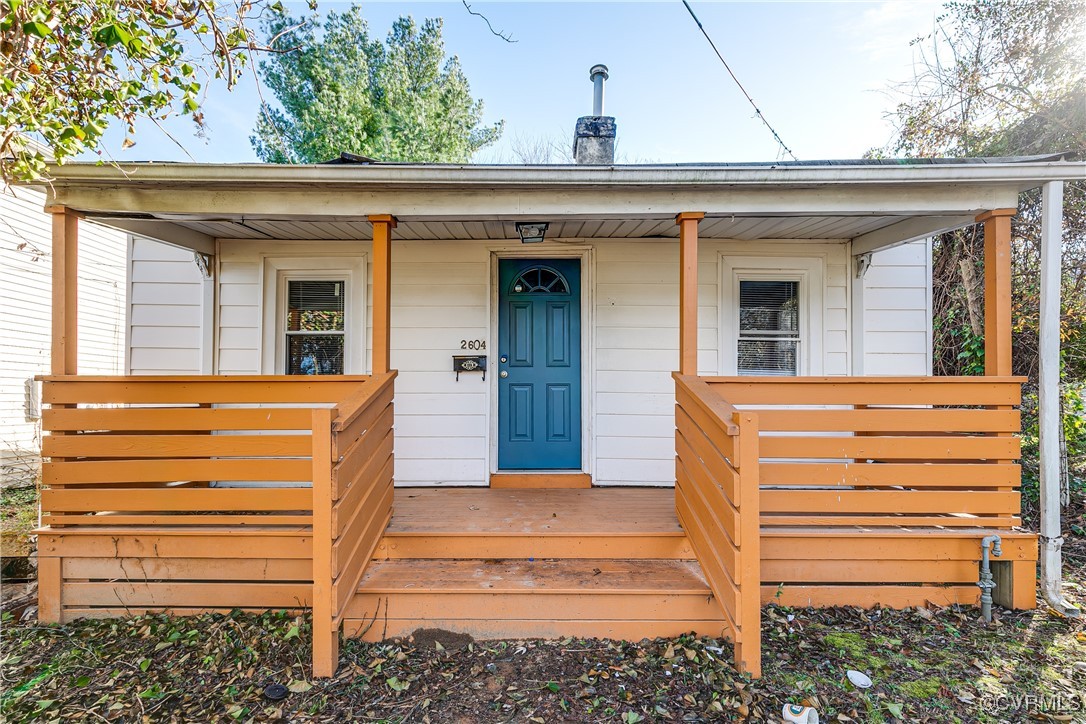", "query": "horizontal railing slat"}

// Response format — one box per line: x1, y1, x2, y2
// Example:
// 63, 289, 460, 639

753, 408, 1020, 433
761, 514, 1020, 527
706, 376, 1024, 406
43, 434, 312, 459
758, 435, 1020, 460
63, 581, 312, 608
43, 514, 313, 527
44, 459, 313, 485
42, 487, 312, 512
760, 490, 1020, 515
759, 462, 1021, 487
43, 407, 316, 432
42, 376, 372, 404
